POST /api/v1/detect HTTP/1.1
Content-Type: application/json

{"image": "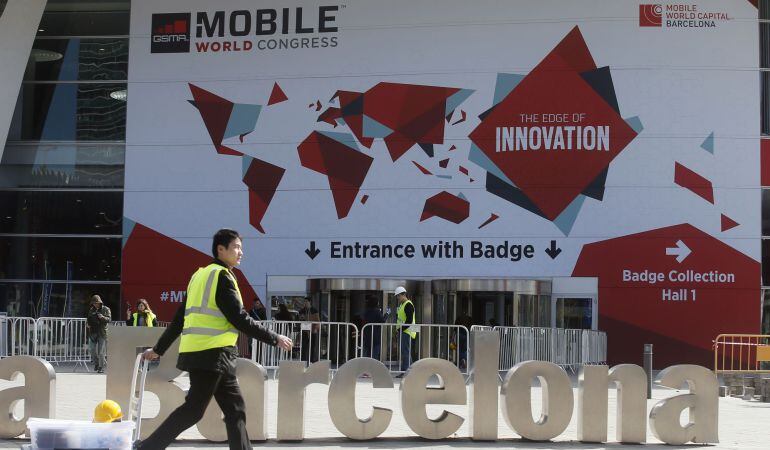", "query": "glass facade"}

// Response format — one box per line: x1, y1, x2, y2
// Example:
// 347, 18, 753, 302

0, 0, 129, 319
